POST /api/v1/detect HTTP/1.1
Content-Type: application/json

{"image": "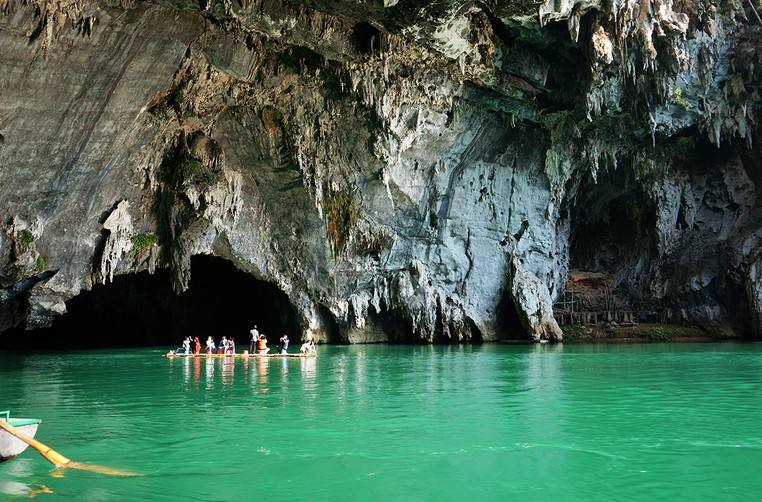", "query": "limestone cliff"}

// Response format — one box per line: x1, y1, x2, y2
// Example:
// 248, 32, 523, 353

1, 0, 761, 342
